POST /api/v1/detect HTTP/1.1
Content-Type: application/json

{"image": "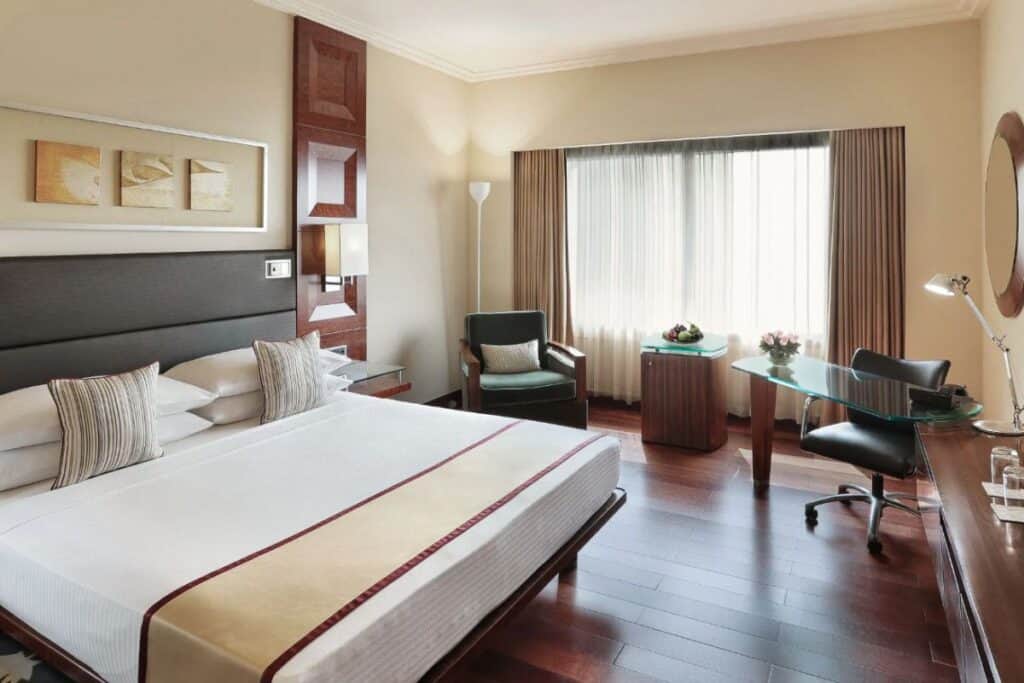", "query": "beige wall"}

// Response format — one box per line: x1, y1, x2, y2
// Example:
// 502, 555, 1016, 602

469, 22, 984, 391
980, 0, 1024, 420
366, 48, 471, 402
0, 0, 472, 403
0, 0, 292, 253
